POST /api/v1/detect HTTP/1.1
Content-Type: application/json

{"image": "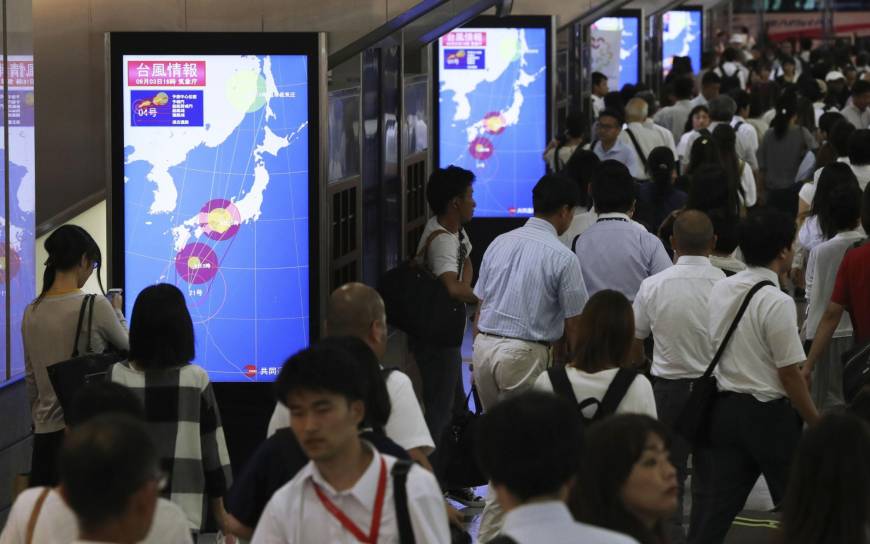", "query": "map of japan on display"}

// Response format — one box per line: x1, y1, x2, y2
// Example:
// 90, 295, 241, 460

438, 28, 547, 218
123, 55, 310, 382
